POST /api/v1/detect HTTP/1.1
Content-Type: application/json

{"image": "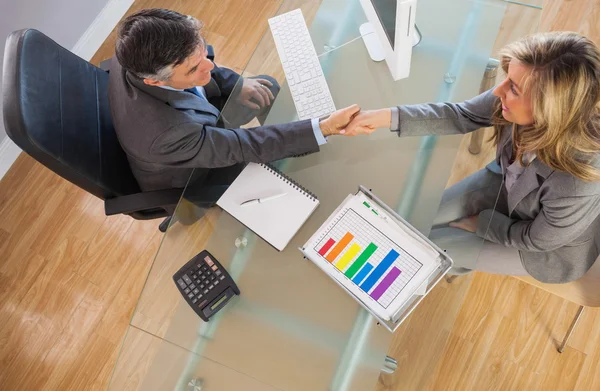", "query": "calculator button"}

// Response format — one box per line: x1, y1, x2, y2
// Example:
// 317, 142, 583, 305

204, 256, 214, 267
199, 299, 208, 307
202, 275, 207, 280
192, 298, 198, 304
190, 284, 196, 289
184, 288, 191, 294
187, 293, 195, 299
214, 281, 219, 286
211, 265, 218, 271
210, 276, 215, 281
204, 289, 209, 294
177, 279, 187, 289
182, 275, 193, 285
195, 279, 201, 285
215, 270, 222, 276
208, 284, 214, 290
220, 275, 225, 280
193, 288, 200, 295
200, 284, 205, 289
198, 294, 203, 299
192, 274, 197, 279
